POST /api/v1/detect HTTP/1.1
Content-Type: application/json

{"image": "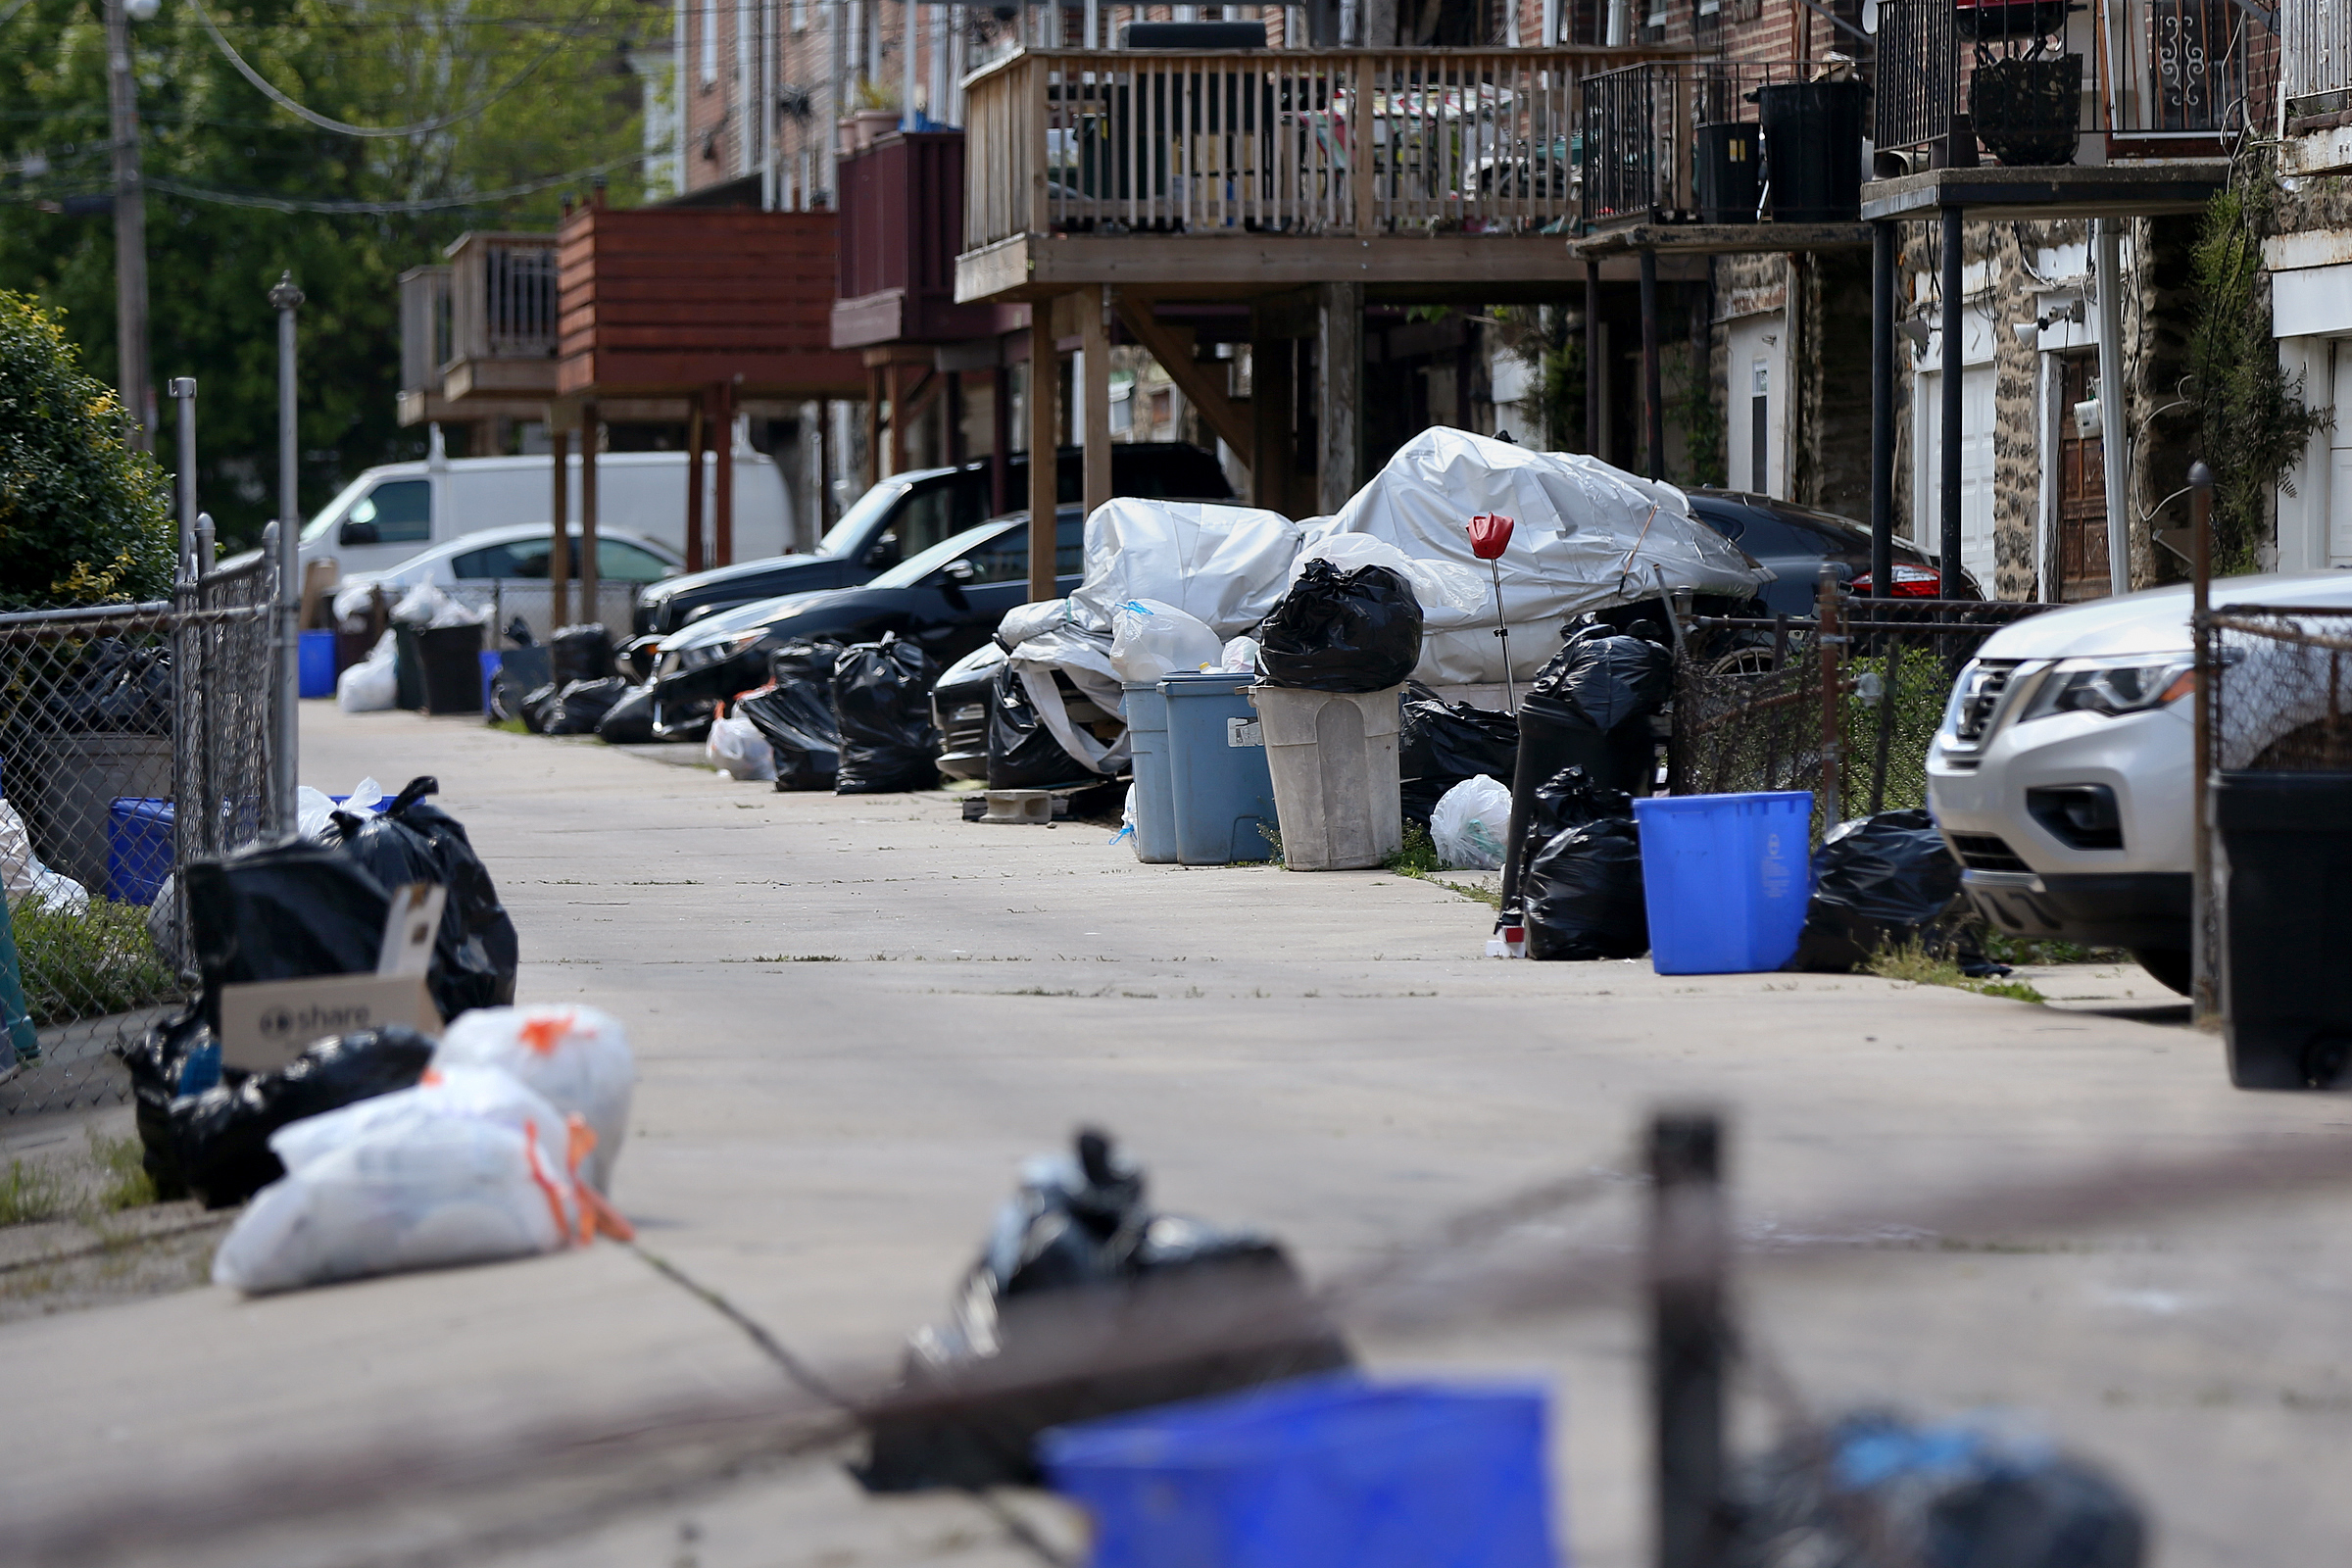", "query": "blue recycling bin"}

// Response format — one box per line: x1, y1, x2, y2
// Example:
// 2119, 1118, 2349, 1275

1121, 683, 1180, 864
298, 629, 337, 698
1041, 1374, 1556, 1568
1633, 791, 1813, 973
1161, 672, 1277, 865
107, 797, 175, 906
